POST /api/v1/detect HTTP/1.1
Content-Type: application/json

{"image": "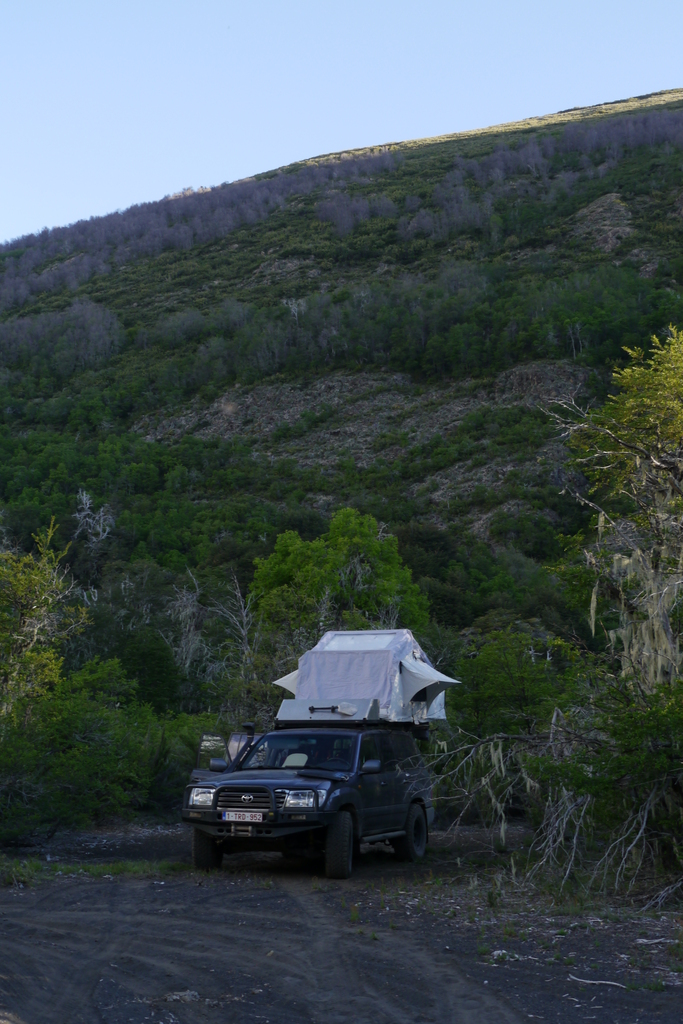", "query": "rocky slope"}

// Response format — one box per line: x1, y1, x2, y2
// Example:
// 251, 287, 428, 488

136, 359, 587, 537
